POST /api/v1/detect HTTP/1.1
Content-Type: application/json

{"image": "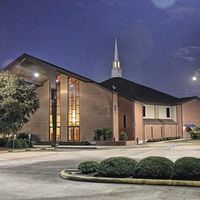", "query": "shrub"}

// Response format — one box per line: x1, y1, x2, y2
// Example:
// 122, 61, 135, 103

94, 129, 102, 141
23, 139, 33, 148
6, 138, 23, 148
147, 136, 181, 142
20, 139, 28, 148
101, 128, 113, 141
17, 132, 40, 142
119, 132, 128, 141
94, 128, 113, 141
173, 157, 200, 180
5, 138, 28, 148
98, 157, 137, 177
135, 156, 174, 179
189, 127, 200, 140
0, 137, 8, 147
78, 161, 99, 174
